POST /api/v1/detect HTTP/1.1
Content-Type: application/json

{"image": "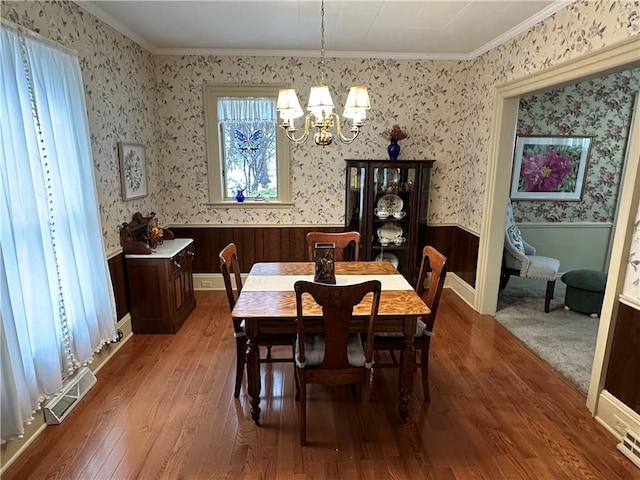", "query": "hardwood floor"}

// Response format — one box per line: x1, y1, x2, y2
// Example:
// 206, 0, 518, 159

3, 289, 637, 479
